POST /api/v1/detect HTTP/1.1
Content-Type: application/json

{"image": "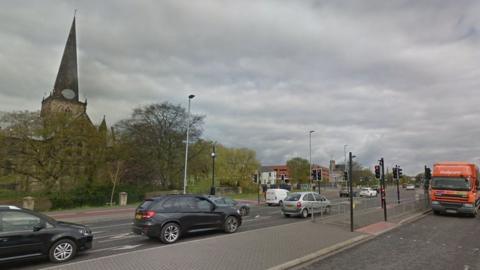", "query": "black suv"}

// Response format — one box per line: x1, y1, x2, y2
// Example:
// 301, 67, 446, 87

0, 205, 93, 264
132, 195, 242, 244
